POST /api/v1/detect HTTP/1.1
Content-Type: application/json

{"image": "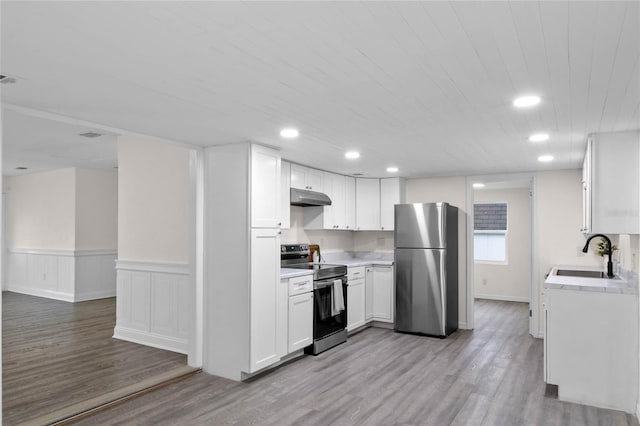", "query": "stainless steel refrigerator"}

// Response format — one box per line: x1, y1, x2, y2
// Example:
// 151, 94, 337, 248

394, 202, 458, 337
